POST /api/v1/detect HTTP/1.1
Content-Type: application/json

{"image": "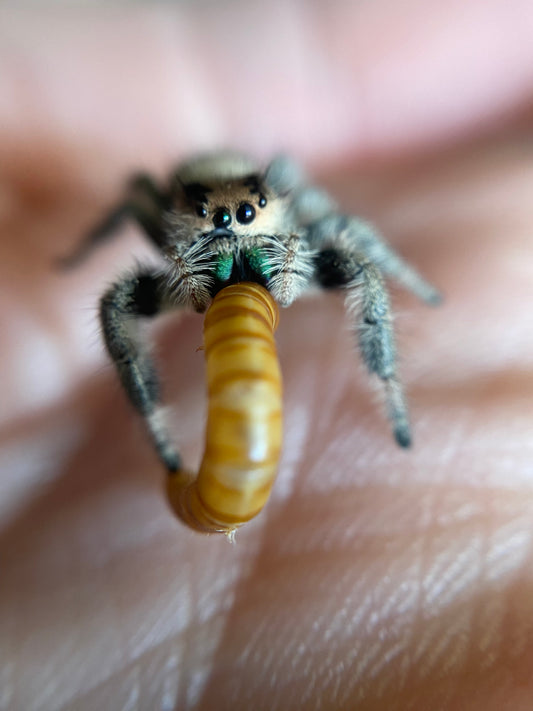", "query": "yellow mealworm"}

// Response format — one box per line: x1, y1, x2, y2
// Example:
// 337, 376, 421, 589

166, 282, 283, 537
